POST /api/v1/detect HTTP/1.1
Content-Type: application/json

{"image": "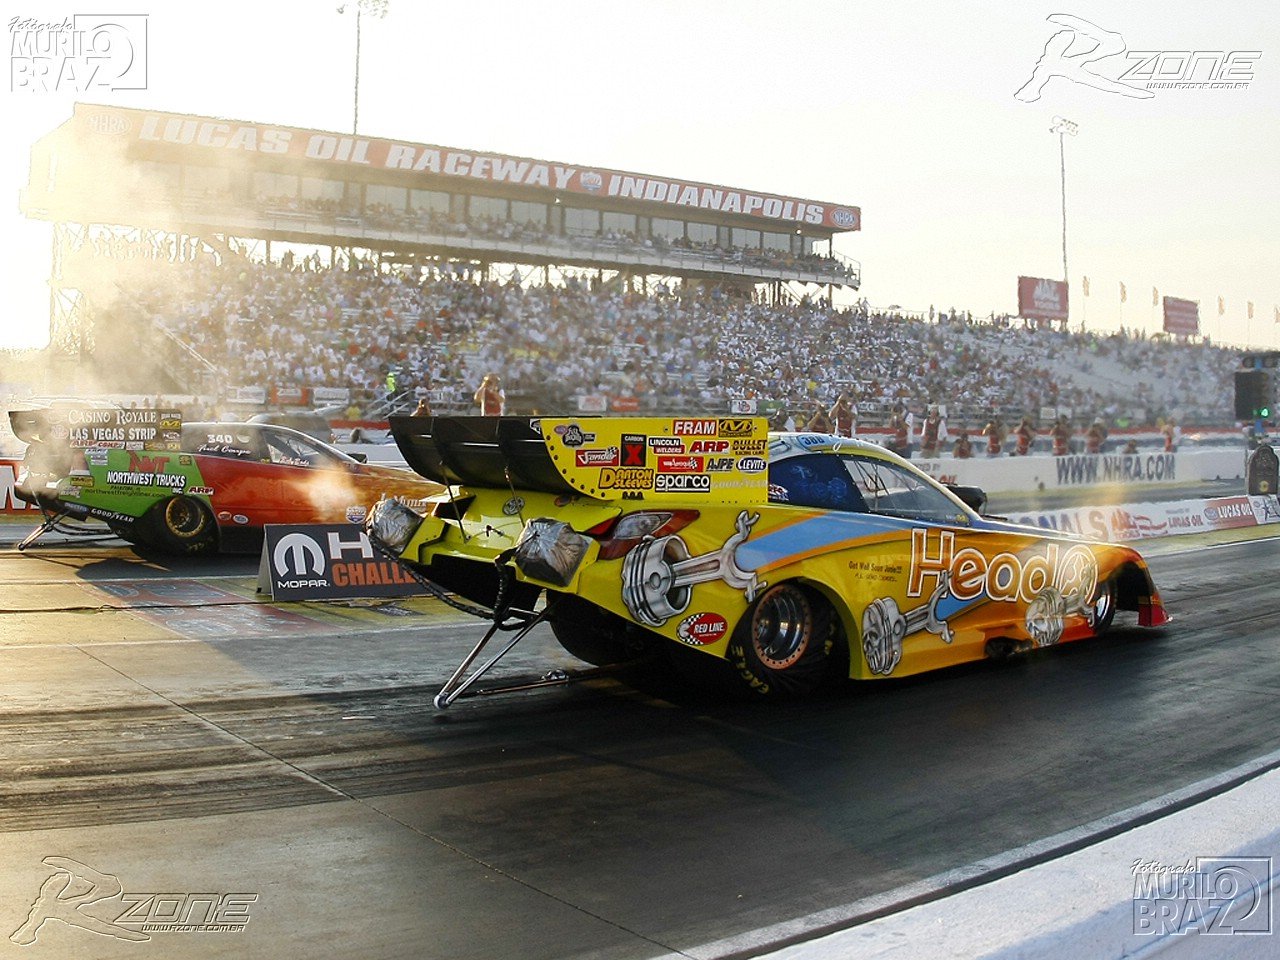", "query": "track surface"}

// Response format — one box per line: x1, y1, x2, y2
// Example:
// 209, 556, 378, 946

0, 519, 1277, 959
